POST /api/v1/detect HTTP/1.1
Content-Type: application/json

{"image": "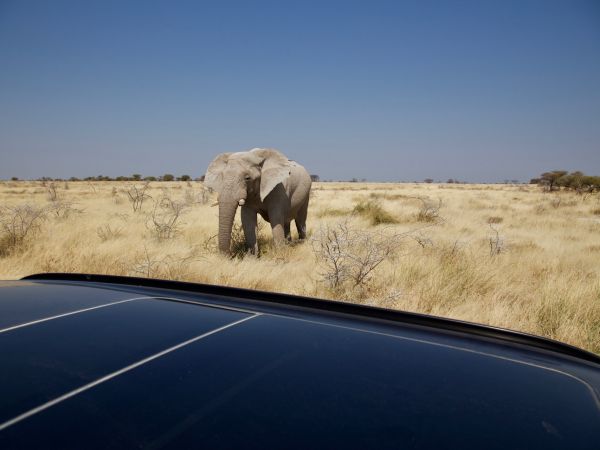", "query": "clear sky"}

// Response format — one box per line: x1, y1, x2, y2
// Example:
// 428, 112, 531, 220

1, 0, 599, 182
